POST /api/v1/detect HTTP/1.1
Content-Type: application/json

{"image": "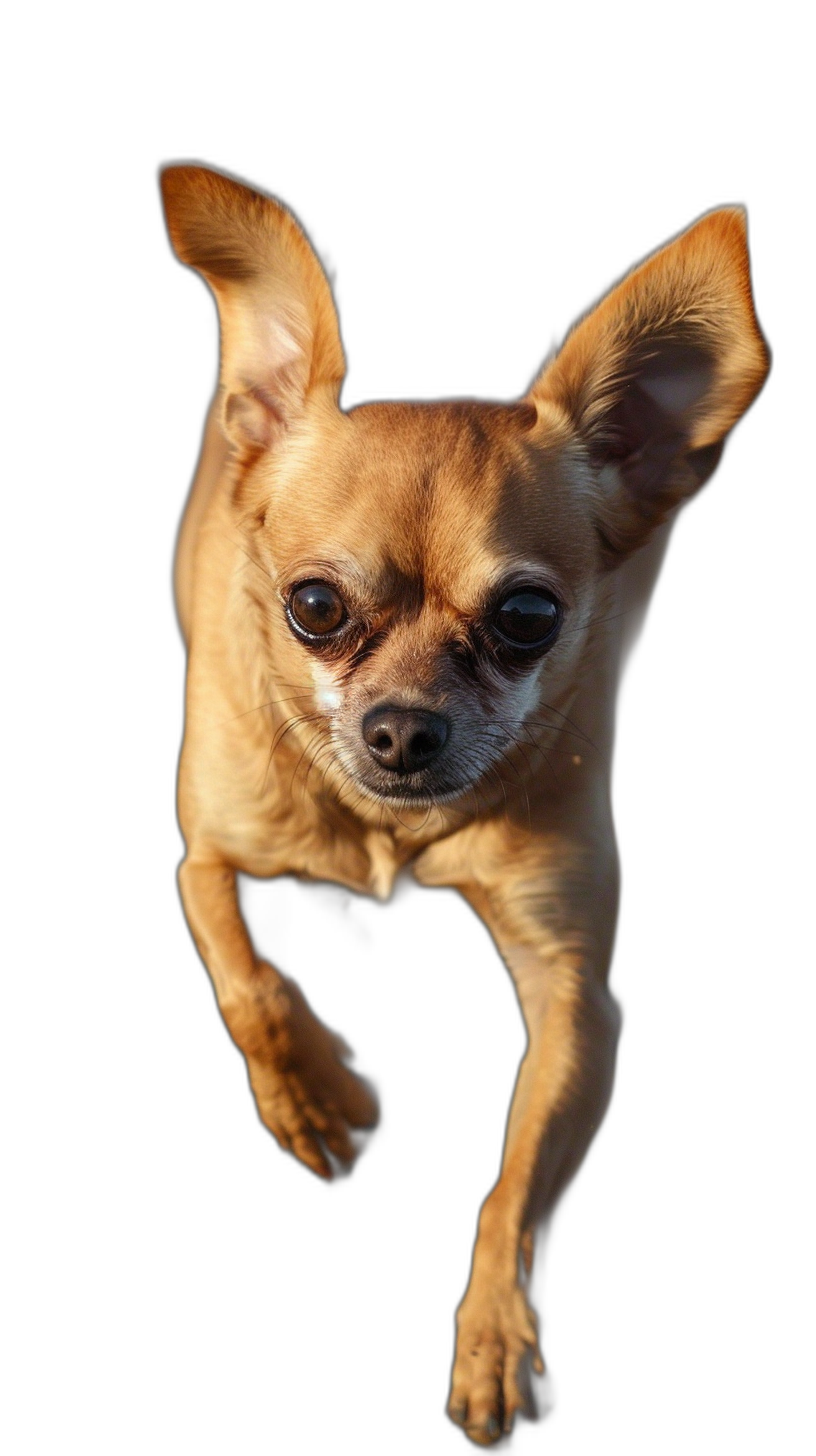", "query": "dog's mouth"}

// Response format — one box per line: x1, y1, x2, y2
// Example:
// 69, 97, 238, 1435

350, 770, 472, 808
